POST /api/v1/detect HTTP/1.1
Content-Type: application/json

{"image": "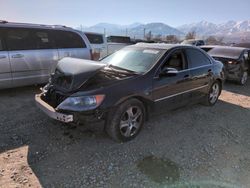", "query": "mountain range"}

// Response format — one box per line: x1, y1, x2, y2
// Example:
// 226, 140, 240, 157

79, 20, 250, 42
